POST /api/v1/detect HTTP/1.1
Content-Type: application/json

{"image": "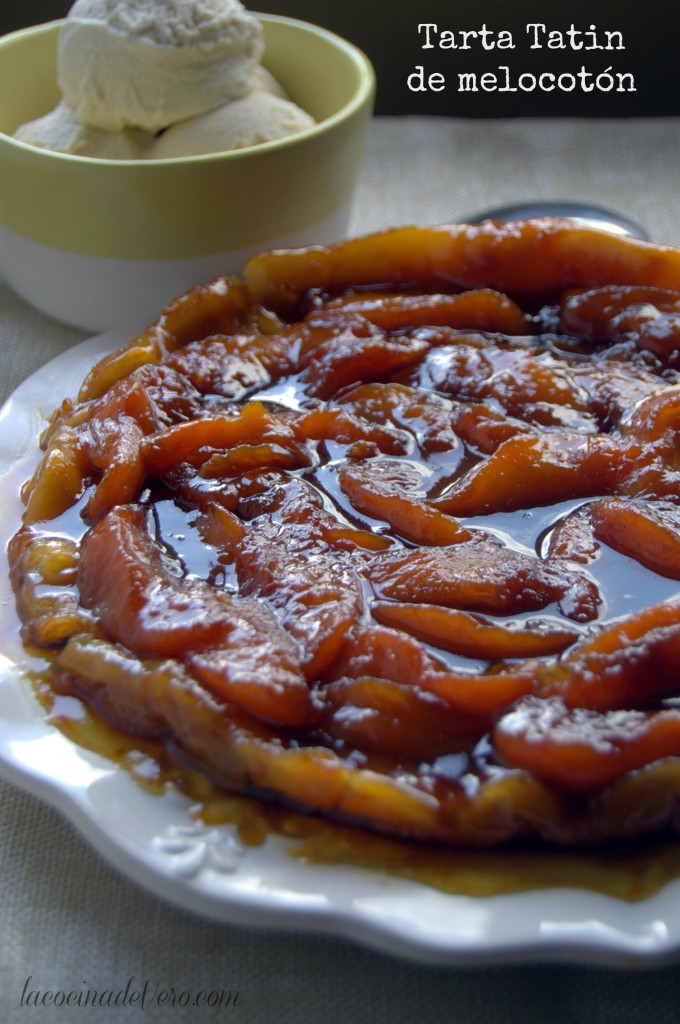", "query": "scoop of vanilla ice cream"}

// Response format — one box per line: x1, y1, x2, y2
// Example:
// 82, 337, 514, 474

248, 64, 289, 99
13, 1, 316, 160
151, 90, 316, 158
58, 0, 265, 132
13, 100, 155, 159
